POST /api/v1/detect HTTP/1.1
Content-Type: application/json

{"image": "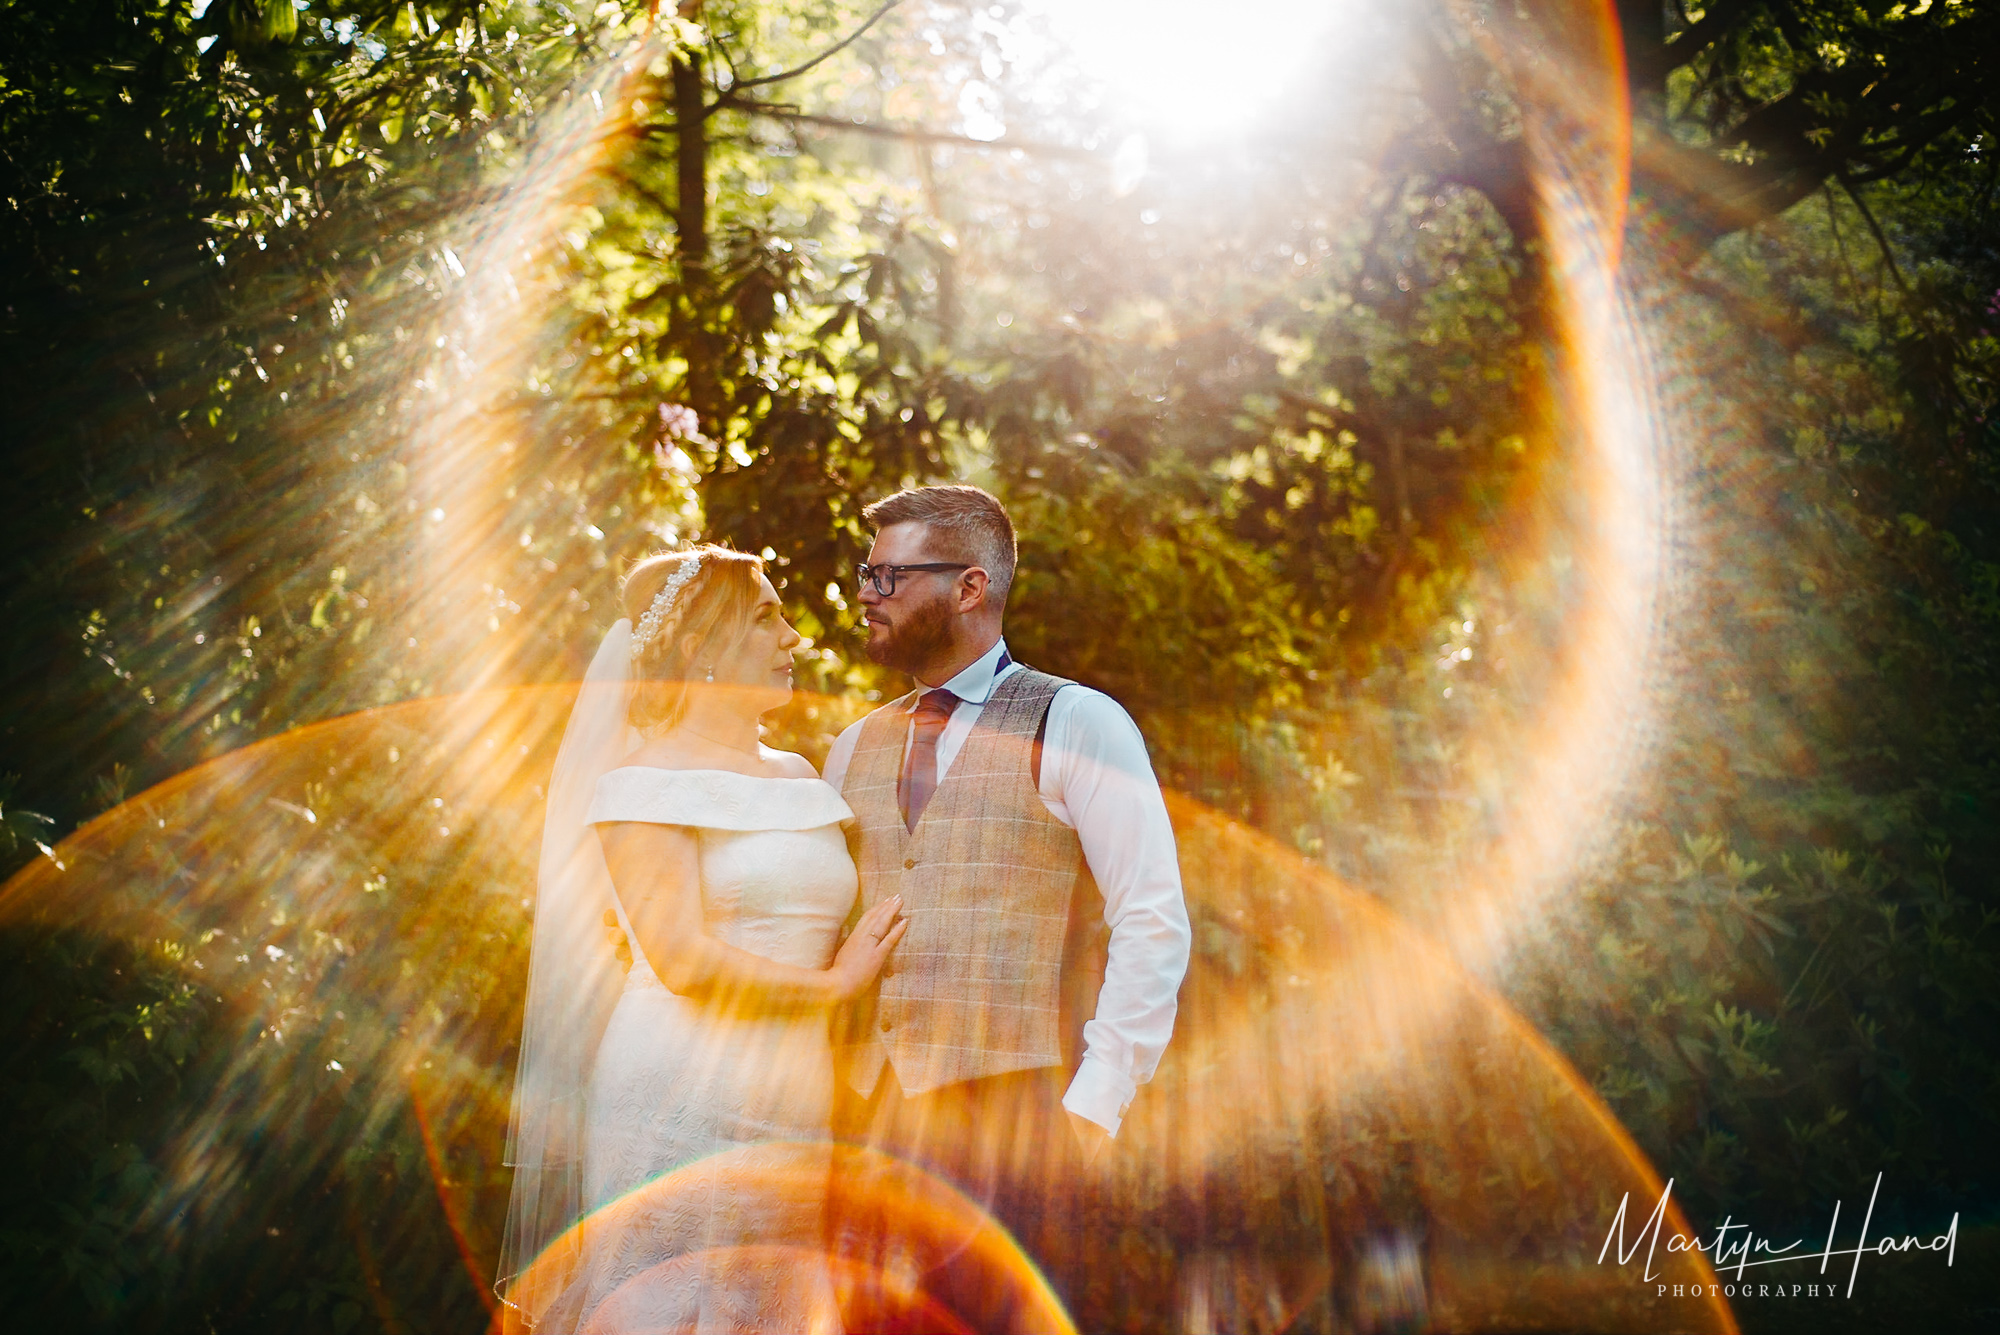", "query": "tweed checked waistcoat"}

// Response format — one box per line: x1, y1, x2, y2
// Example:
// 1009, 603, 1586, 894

837, 667, 1088, 1097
